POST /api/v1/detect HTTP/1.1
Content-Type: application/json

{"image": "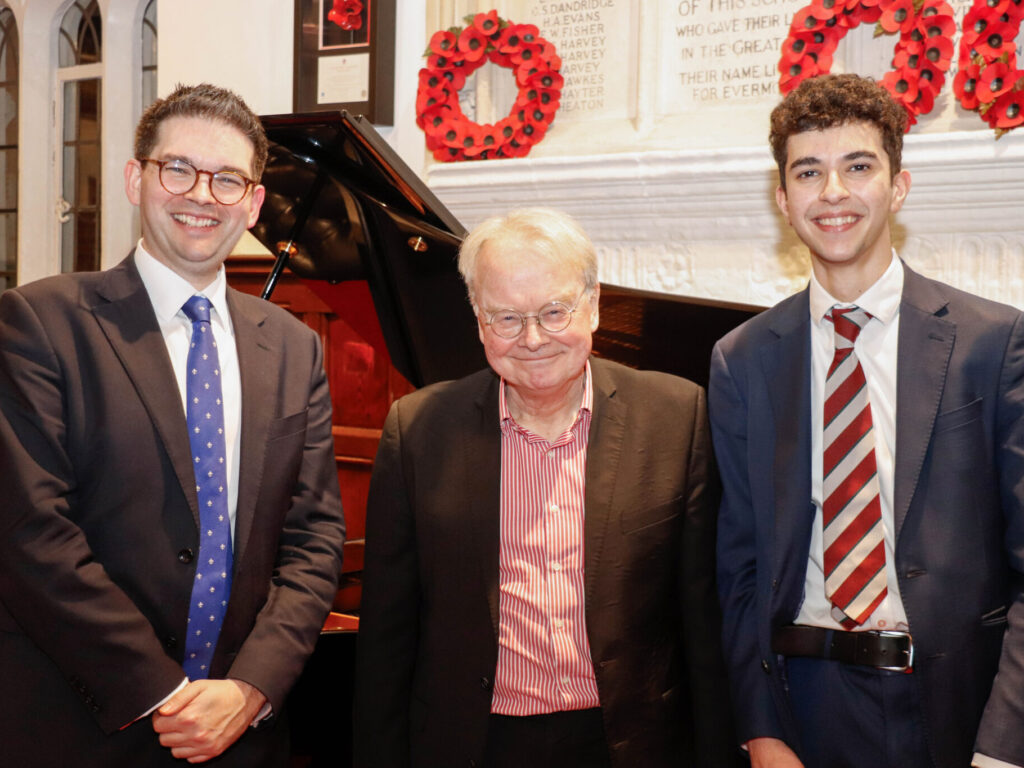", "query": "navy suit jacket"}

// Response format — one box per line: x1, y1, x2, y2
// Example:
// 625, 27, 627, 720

0, 256, 345, 767
710, 263, 1024, 767
354, 358, 740, 768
